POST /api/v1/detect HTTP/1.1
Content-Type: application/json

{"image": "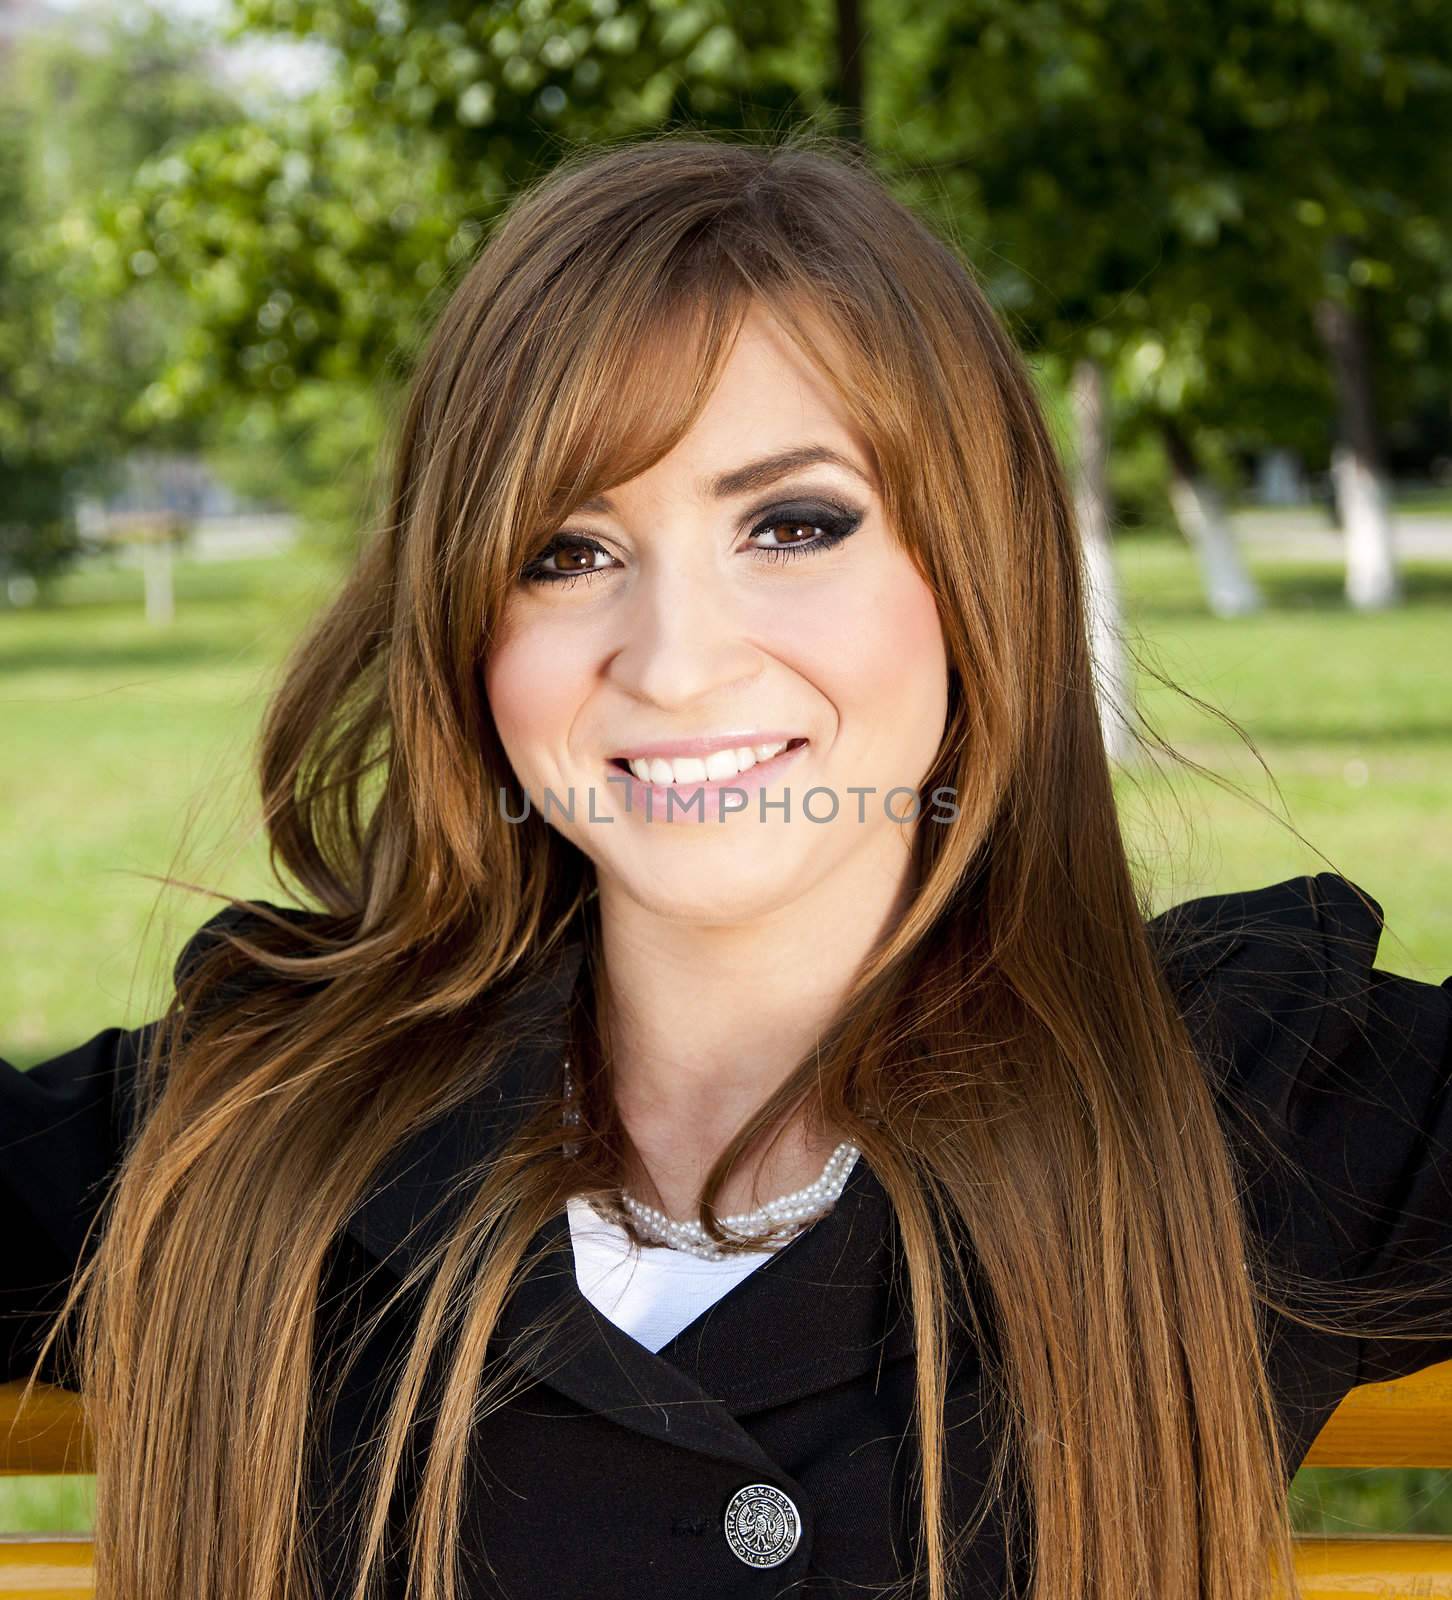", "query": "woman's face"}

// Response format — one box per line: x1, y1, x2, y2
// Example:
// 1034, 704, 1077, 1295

485, 304, 950, 925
